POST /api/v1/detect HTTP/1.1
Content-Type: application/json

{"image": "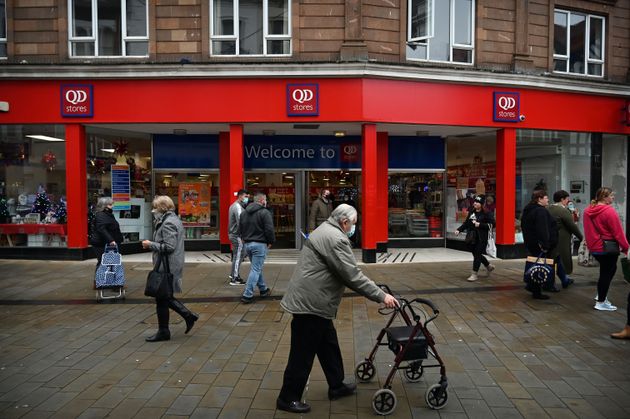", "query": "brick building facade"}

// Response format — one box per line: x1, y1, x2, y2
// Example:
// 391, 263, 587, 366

0, 0, 628, 260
